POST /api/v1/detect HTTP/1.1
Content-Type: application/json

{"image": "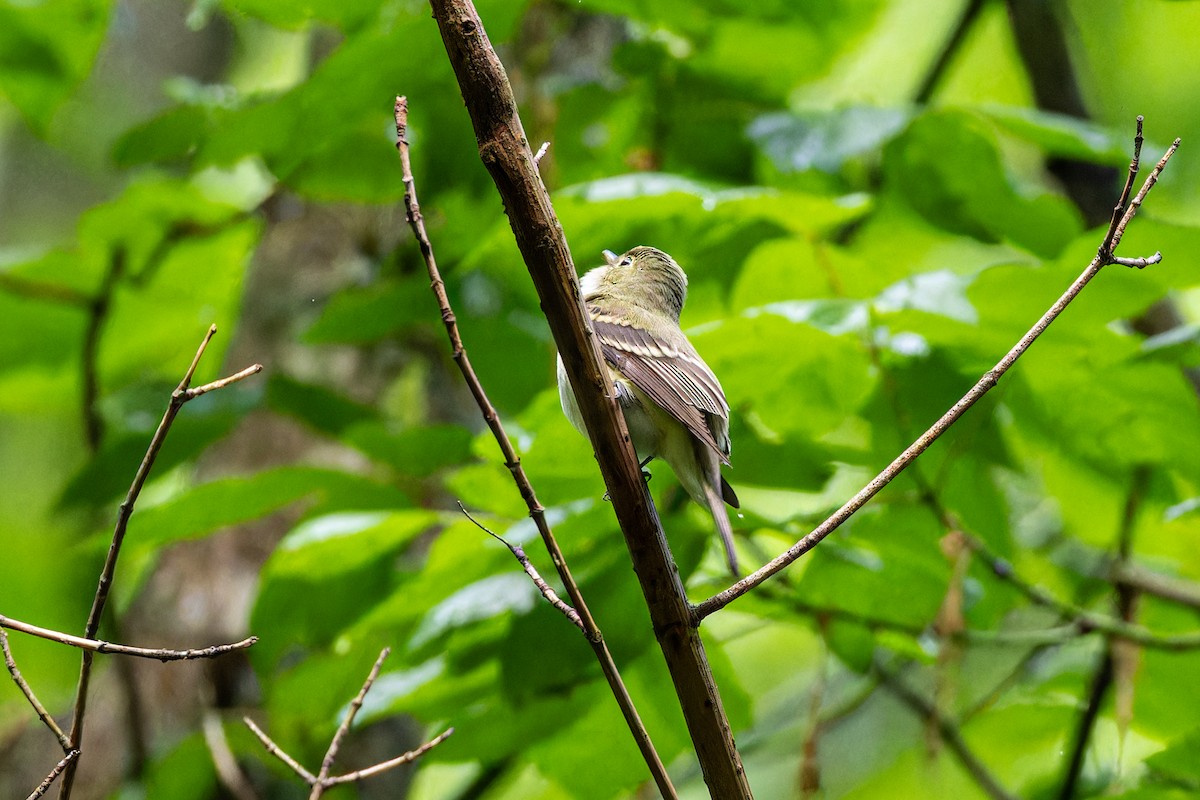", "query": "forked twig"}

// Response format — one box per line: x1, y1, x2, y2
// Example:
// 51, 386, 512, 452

244, 649, 453, 797
57, 325, 262, 797
458, 503, 584, 630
